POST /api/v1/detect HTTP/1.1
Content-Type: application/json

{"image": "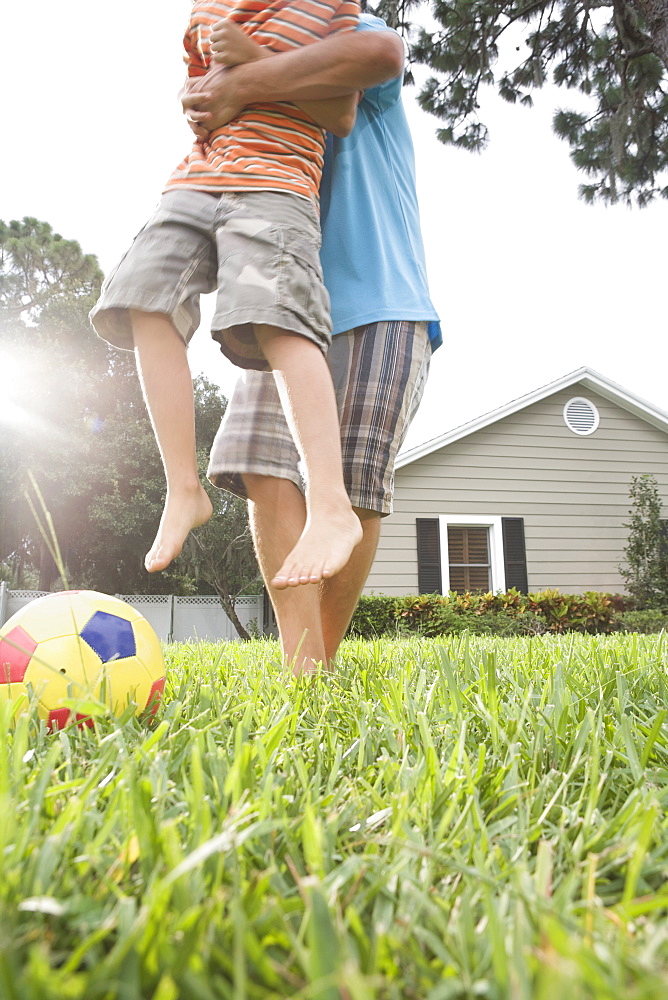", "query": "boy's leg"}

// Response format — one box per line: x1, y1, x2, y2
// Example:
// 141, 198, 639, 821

90, 190, 220, 574
254, 324, 362, 589
131, 310, 213, 572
